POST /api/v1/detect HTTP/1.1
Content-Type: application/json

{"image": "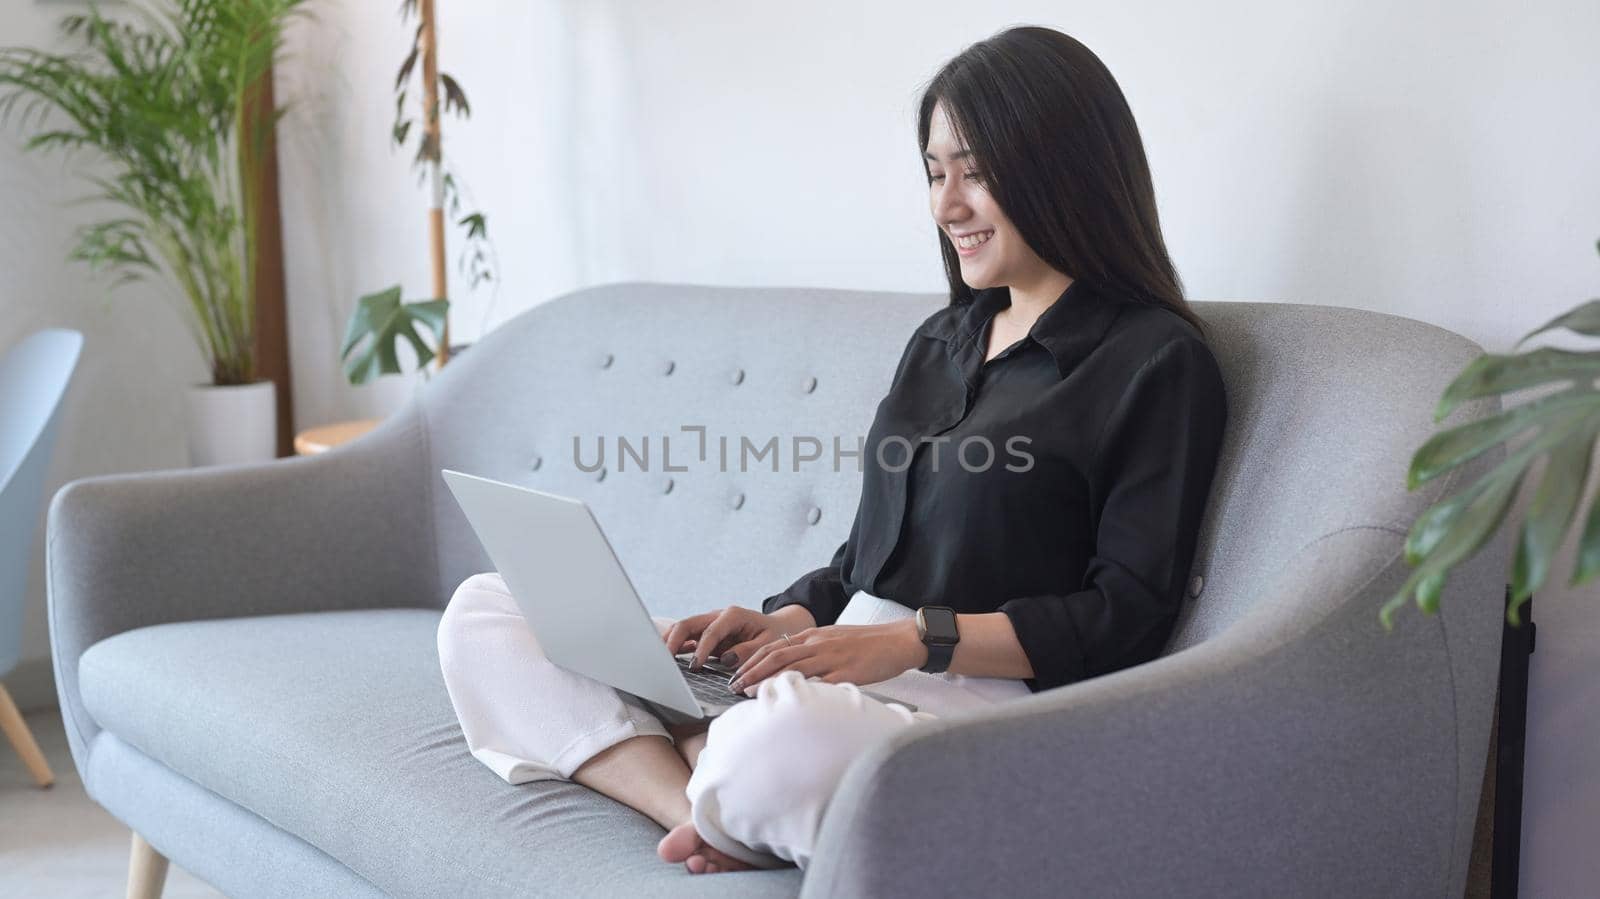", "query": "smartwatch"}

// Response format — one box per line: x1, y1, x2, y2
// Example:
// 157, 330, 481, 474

916, 605, 960, 674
